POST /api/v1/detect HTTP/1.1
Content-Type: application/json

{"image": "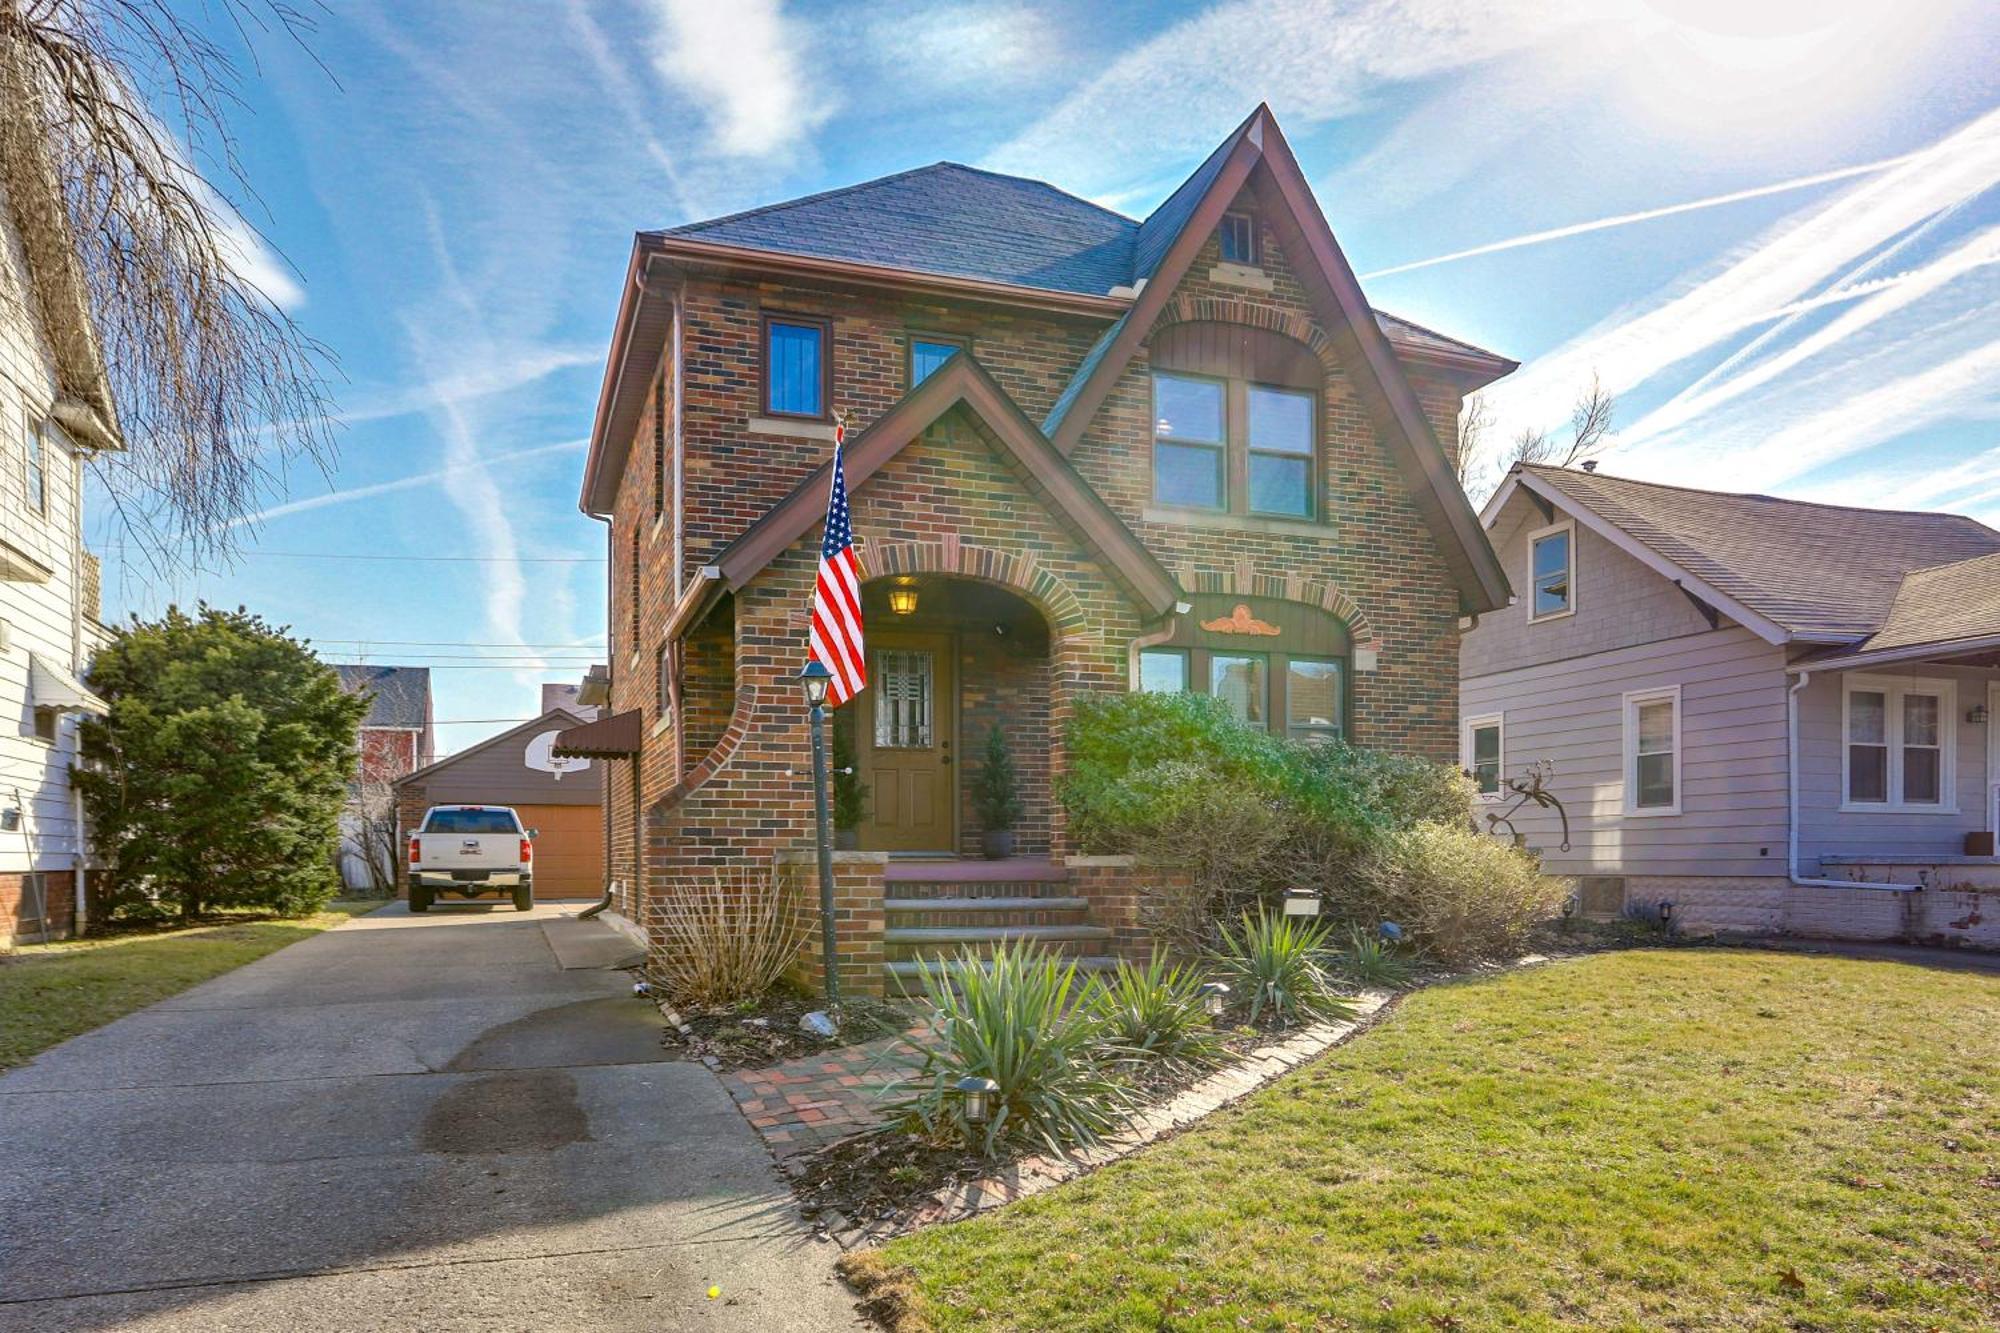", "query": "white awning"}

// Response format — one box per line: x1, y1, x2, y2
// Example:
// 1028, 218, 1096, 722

29, 653, 107, 716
